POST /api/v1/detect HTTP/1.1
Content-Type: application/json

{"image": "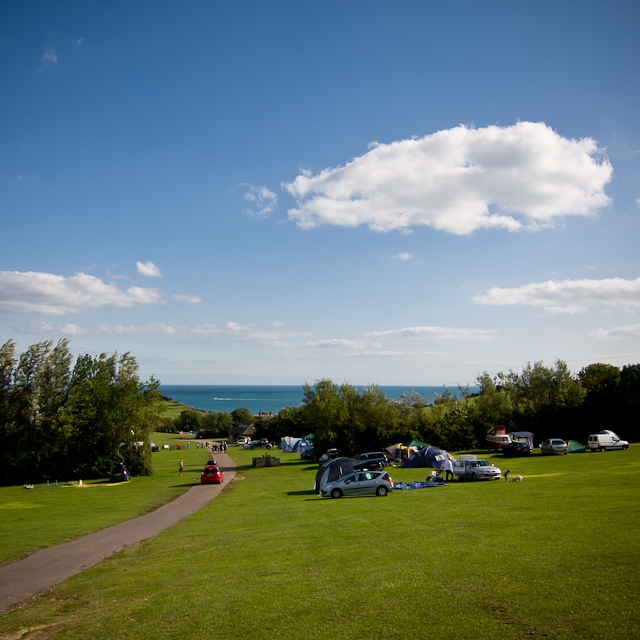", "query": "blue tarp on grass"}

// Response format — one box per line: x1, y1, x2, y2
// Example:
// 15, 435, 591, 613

394, 481, 448, 490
